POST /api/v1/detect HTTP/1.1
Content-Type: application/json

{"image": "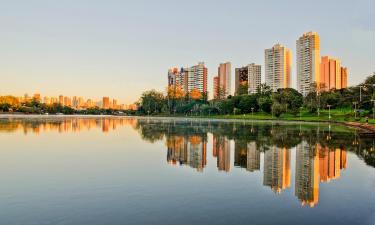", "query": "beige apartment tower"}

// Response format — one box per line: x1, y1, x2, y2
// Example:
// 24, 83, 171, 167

248, 63, 262, 94
265, 44, 292, 92
297, 32, 321, 96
